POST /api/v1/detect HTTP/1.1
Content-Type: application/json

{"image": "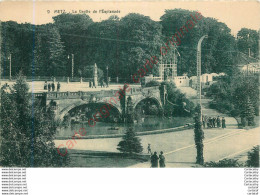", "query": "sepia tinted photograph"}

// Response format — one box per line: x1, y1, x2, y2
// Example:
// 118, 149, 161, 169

0, 0, 259, 168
